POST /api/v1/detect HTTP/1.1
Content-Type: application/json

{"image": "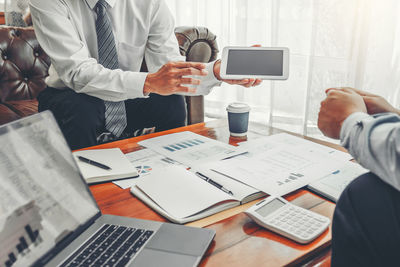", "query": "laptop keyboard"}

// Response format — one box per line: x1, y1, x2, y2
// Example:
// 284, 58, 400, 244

60, 224, 154, 267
